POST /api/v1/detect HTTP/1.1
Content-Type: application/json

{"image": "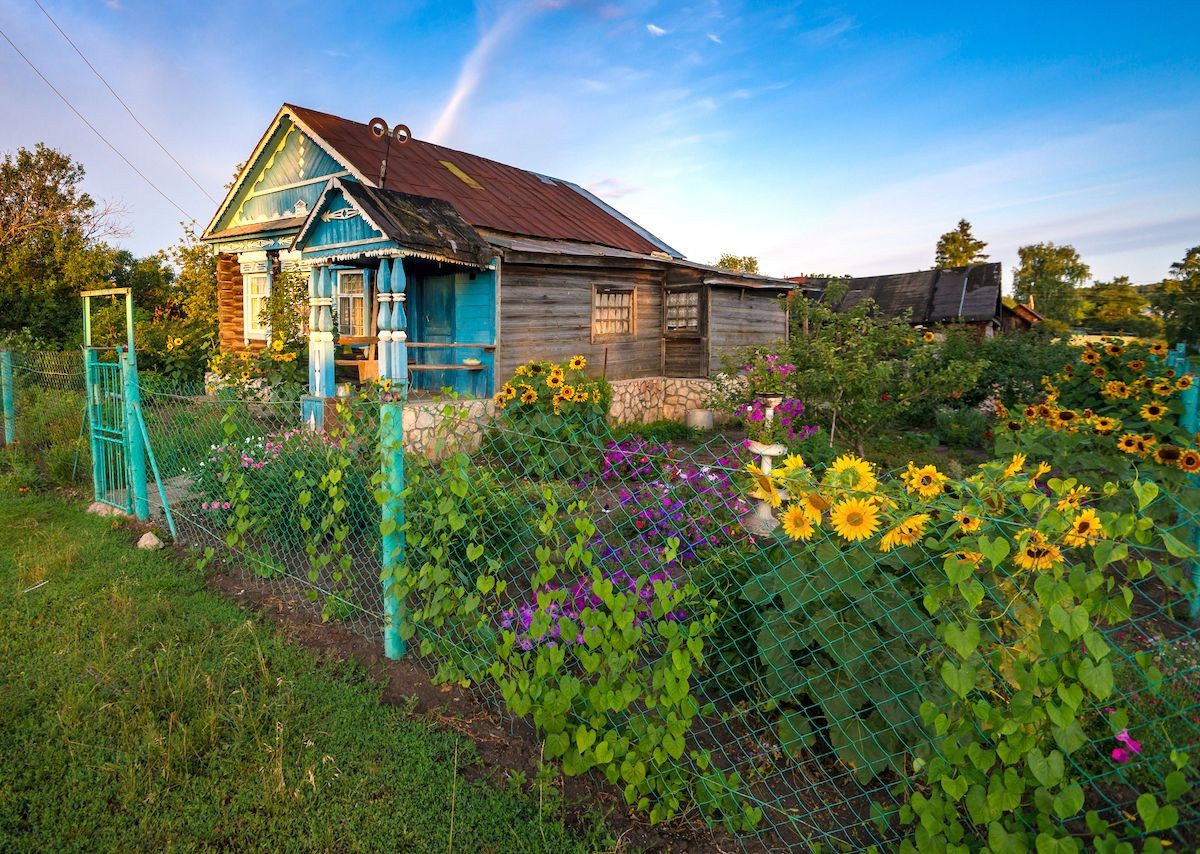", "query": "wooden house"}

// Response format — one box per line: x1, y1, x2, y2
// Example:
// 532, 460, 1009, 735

787, 263, 1037, 338
202, 104, 795, 399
